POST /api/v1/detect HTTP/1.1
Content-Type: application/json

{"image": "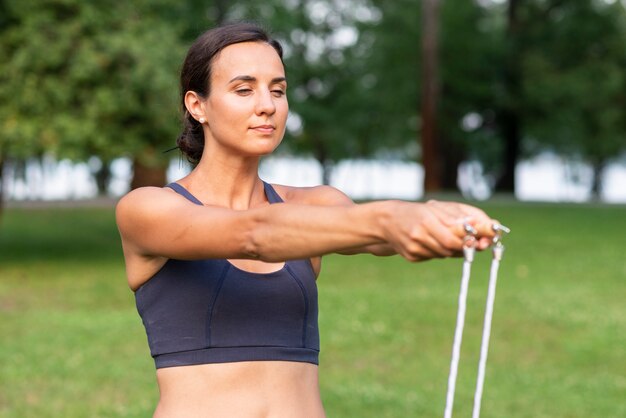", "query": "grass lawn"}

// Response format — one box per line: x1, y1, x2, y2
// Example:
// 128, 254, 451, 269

0, 200, 624, 417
